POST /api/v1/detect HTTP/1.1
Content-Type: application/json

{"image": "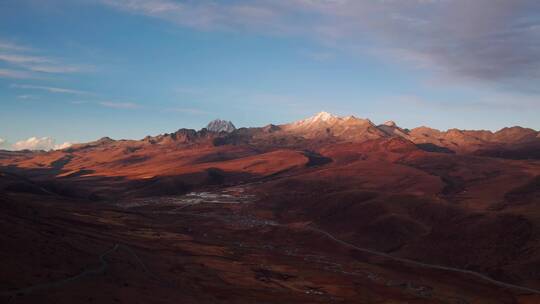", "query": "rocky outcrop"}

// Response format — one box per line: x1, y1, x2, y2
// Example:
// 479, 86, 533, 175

206, 119, 236, 133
